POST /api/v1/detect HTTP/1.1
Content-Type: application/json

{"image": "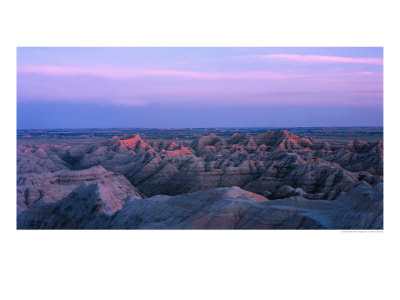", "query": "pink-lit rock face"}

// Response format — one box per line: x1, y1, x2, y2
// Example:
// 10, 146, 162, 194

254, 130, 313, 150
180, 146, 191, 153
167, 142, 179, 150
17, 130, 383, 200
119, 134, 149, 149
163, 146, 193, 157
16, 129, 383, 229
23, 147, 45, 154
